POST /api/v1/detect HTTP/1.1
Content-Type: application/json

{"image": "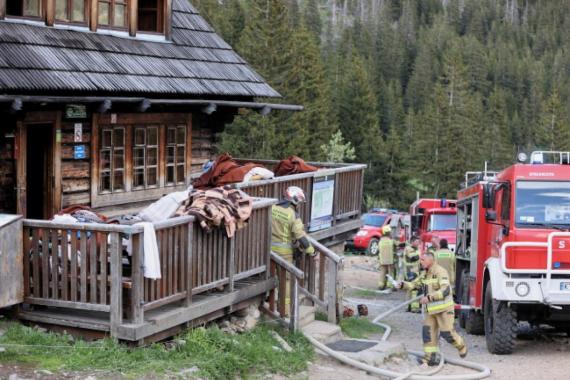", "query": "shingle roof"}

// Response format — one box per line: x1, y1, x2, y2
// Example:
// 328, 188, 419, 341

0, 0, 280, 98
